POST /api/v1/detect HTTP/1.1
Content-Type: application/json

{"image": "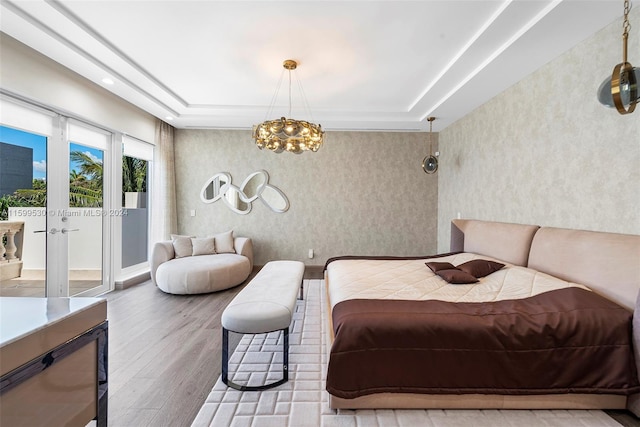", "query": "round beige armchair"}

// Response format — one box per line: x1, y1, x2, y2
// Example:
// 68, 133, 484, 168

150, 234, 253, 295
